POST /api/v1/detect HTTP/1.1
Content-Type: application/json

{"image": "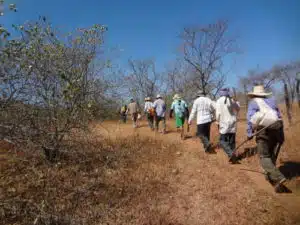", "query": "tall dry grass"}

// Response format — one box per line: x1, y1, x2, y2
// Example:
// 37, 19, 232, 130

1, 135, 181, 225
